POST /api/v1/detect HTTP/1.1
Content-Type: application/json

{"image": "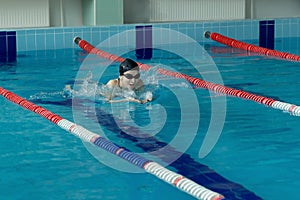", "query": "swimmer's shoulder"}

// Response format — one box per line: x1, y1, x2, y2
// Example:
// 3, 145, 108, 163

106, 79, 119, 88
